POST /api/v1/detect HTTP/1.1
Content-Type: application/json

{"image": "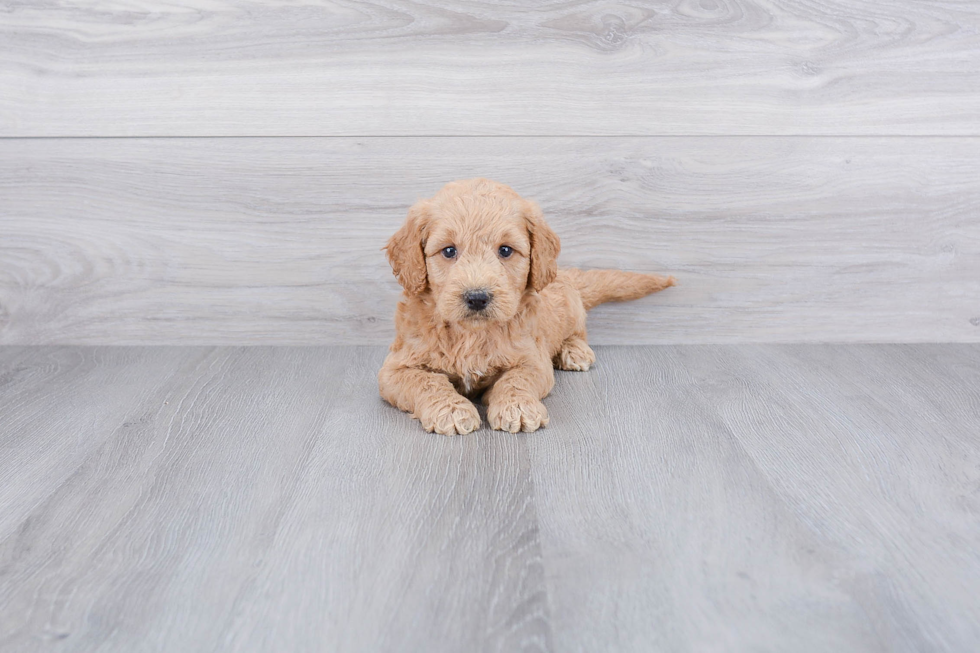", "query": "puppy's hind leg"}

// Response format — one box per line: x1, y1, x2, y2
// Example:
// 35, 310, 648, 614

556, 333, 596, 371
